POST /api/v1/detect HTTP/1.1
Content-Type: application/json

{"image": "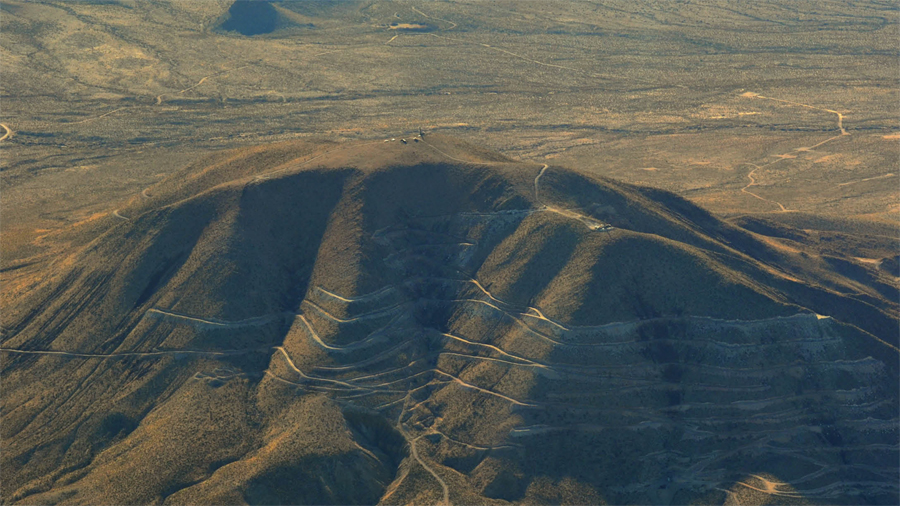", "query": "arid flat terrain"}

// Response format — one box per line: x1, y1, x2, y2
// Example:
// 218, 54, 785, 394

1, 1, 898, 505
2, 1, 898, 252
